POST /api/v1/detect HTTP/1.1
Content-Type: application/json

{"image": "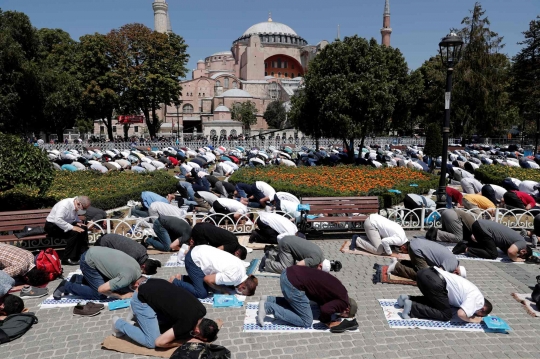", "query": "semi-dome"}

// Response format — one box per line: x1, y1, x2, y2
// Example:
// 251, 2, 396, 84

219, 89, 252, 98
214, 105, 230, 112
243, 20, 298, 37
